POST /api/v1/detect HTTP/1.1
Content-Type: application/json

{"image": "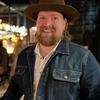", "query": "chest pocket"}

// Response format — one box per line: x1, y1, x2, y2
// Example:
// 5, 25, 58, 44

52, 68, 81, 83
15, 65, 27, 75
